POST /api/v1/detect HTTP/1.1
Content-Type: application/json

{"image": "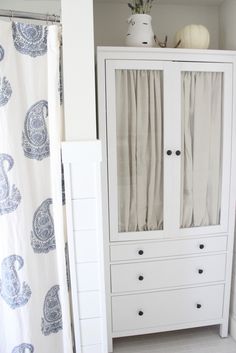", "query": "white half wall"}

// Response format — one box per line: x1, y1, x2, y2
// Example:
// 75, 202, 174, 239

219, 0, 236, 49
62, 141, 108, 353
94, 3, 220, 49
61, 0, 97, 141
